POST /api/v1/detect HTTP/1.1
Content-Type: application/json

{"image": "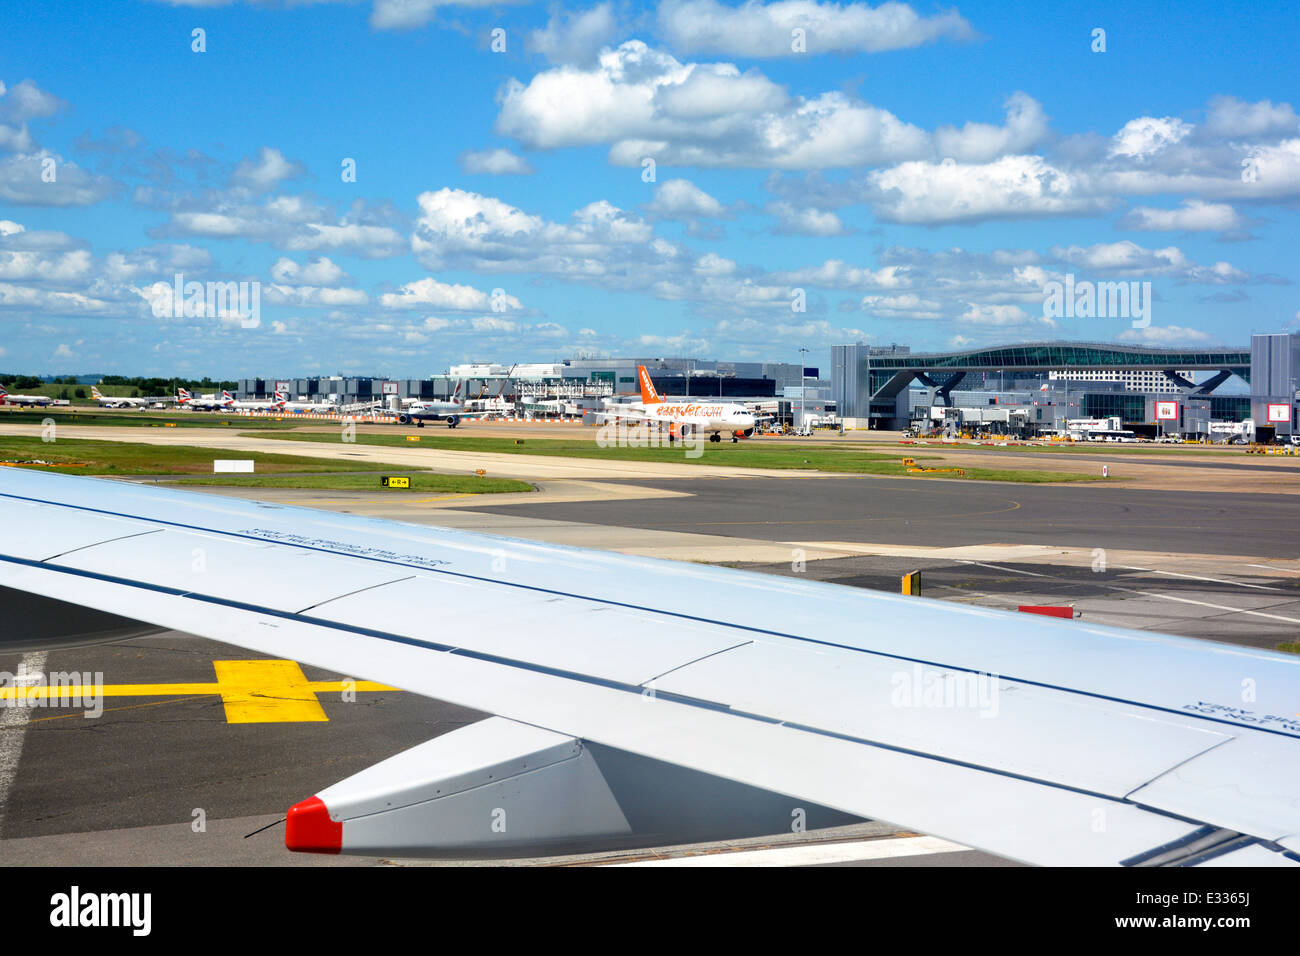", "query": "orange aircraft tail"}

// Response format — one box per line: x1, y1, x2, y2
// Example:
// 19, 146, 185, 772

637, 366, 662, 404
